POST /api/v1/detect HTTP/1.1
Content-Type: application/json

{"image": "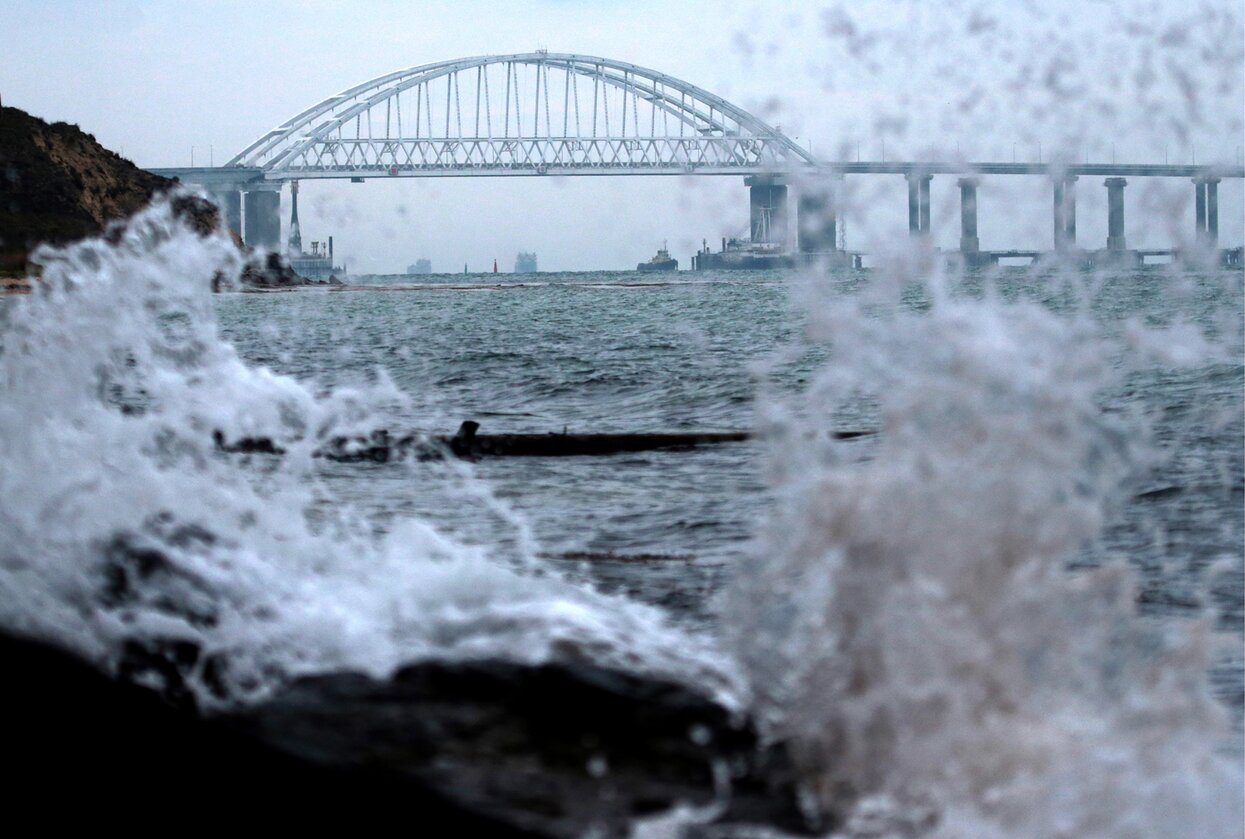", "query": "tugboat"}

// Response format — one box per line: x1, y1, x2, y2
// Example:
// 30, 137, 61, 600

636, 243, 678, 272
